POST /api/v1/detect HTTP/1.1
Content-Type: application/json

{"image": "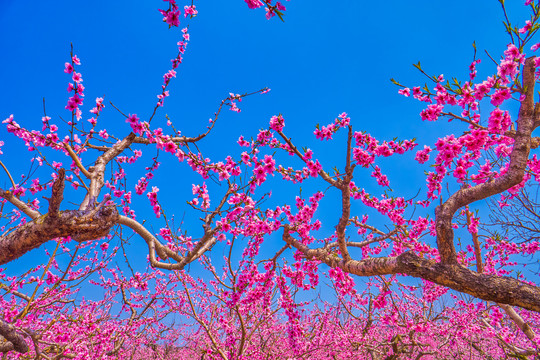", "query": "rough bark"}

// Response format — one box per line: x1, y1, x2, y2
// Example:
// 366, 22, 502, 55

287, 231, 540, 313
0, 319, 28, 354
0, 168, 119, 266
396, 252, 540, 312
435, 56, 538, 264
0, 206, 119, 266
